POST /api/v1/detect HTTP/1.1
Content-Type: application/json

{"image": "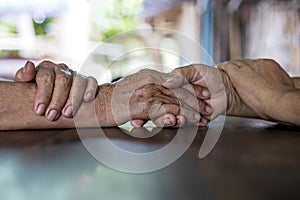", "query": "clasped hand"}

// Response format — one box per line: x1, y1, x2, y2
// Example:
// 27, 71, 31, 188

16, 58, 300, 127
16, 61, 213, 127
